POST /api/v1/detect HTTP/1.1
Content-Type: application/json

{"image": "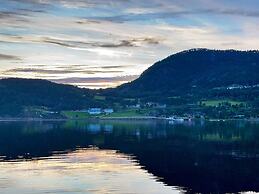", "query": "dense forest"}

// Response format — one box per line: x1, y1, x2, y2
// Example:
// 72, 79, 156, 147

0, 78, 101, 116
113, 49, 259, 97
